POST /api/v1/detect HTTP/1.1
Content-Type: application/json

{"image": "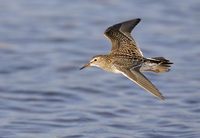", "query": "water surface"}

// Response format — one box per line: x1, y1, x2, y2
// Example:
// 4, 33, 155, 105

0, 0, 200, 138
